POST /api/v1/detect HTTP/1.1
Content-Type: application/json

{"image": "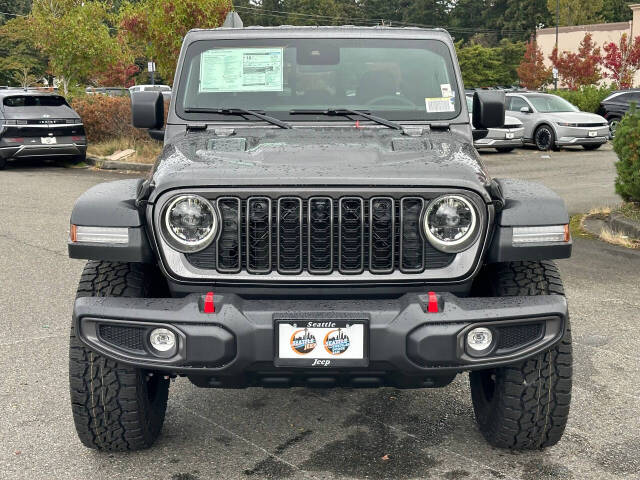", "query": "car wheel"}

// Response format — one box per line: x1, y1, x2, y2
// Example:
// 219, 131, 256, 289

70, 153, 87, 164
583, 144, 602, 151
496, 147, 514, 153
0, 157, 6, 170
608, 117, 621, 137
69, 261, 170, 451
534, 125, 556, 151
469, 261, 572, 450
